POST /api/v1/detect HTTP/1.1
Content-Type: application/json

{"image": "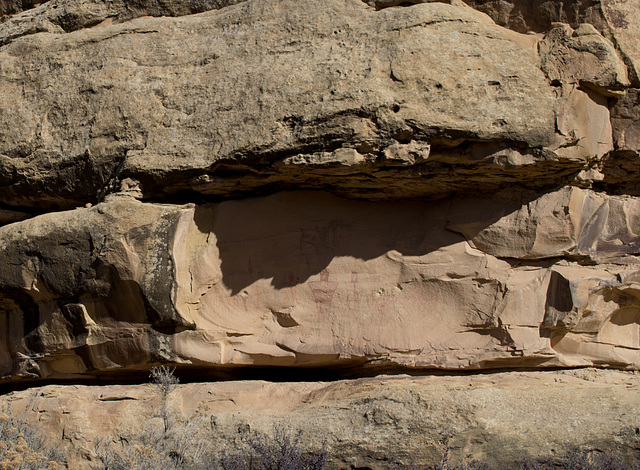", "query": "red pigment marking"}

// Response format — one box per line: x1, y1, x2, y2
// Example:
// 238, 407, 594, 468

308, 269, 338, 314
